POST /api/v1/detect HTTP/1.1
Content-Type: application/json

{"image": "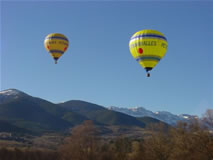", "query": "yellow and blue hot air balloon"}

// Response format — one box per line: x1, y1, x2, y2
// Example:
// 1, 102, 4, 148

129, 29, 168, 77
44, 33, 69, 64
